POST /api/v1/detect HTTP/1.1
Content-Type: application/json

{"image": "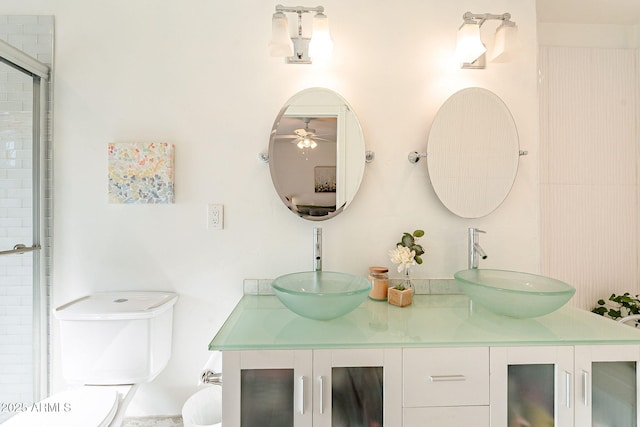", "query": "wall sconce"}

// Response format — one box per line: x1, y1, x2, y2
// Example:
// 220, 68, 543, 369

455, 11, 518, 69
269, 4, 333, 64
